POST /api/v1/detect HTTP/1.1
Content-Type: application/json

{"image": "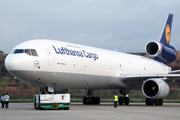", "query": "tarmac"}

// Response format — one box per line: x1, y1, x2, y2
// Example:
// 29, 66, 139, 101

0, 102, 180, 120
